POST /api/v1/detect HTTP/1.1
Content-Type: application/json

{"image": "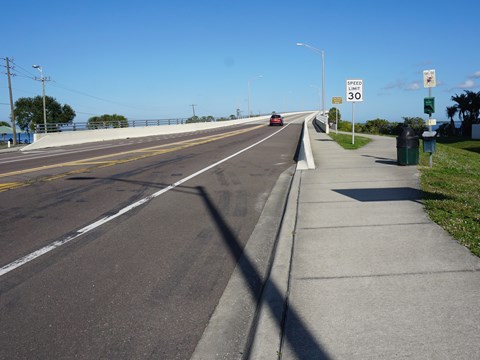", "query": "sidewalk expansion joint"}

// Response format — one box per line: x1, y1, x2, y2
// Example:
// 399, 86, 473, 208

298, 268, 480, 281
299, 221, 433, 230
